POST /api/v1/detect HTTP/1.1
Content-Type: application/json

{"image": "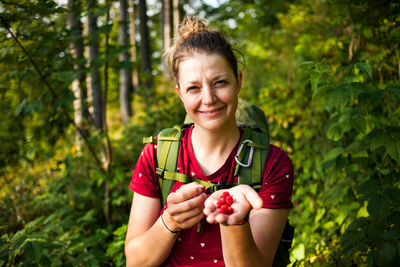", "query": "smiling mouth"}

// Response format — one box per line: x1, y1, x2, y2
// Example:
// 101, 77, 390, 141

198, 106, 225, 117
